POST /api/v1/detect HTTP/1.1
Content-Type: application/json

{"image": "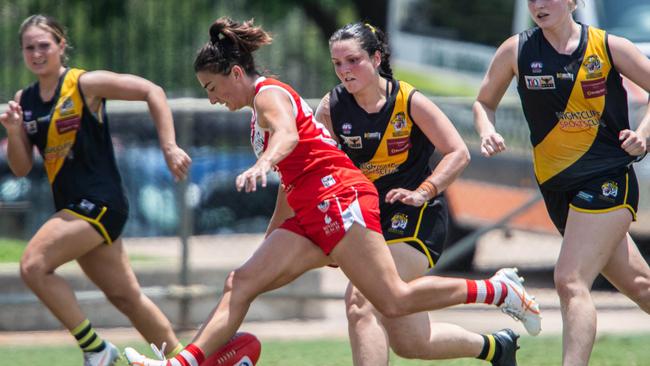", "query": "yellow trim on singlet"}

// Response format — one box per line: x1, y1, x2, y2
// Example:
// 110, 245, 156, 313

534, 27, 610, 184
63, 206, 112, 244
386, 201, 435, 268
44, 68, 86, 183
486, 335, 497, 361
568, 173, 637, 220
